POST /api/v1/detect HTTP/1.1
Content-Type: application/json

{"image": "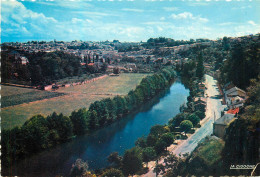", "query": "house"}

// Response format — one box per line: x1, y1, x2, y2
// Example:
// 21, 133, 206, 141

227, 107, 239, 115
20, 56, 29, 65
213, 114, 236, 138
125, 63, 137, 71
224, 86, 246, 108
